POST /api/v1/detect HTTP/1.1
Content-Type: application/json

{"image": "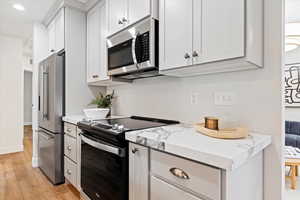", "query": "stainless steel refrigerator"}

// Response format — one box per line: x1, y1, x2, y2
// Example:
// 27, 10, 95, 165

38, 52, 64, 185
